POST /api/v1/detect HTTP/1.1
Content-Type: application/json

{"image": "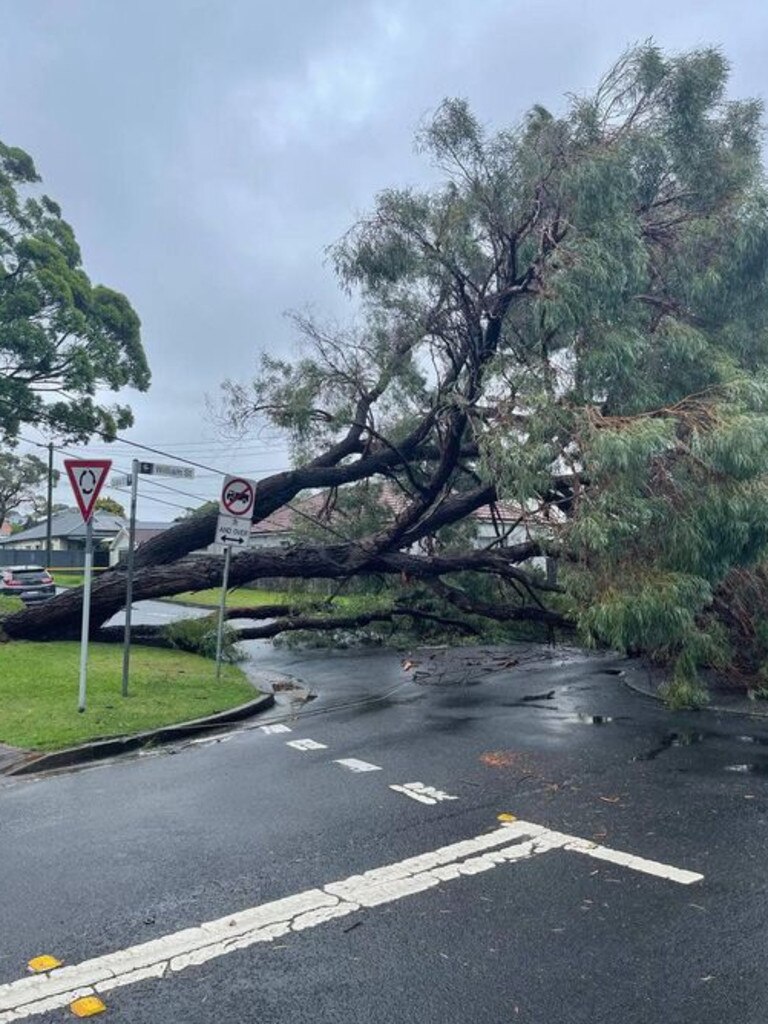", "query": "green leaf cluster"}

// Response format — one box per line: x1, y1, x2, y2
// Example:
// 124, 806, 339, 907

0, 141, 149, 442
